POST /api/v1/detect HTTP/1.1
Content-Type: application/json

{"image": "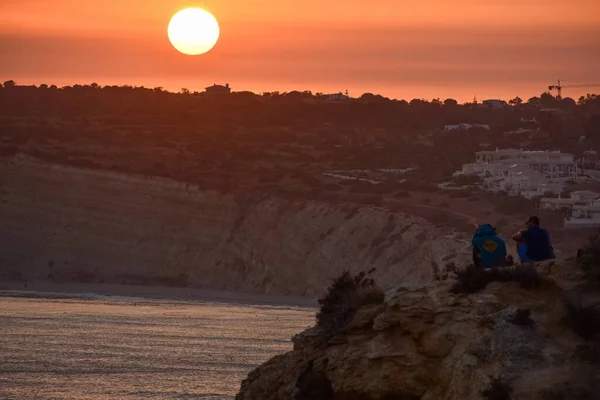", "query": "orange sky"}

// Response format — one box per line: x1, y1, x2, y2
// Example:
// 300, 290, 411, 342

1, 0, 599, 101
